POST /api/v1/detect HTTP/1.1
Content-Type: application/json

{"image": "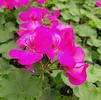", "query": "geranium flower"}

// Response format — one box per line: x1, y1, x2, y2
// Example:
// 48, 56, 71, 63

9, 7, 88, 85
58, 46, 88, 85
96, 0, 101, 7
0, 0, 30, 10
52, 23, 88, 85
19, 7, 50, 22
